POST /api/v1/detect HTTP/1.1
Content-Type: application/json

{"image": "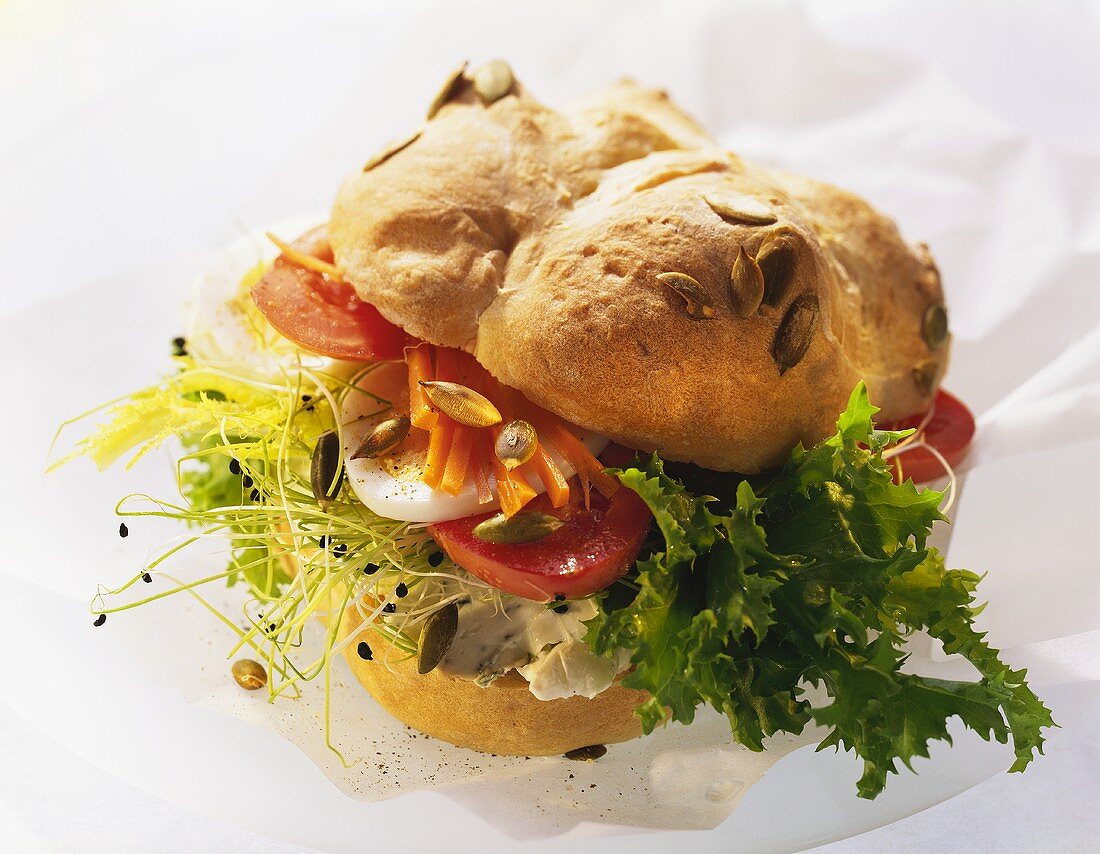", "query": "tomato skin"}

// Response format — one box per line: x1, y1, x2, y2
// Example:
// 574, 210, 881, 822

428, 487, 652, 601
252, 226, 410, 361
878, 389, 976, 483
